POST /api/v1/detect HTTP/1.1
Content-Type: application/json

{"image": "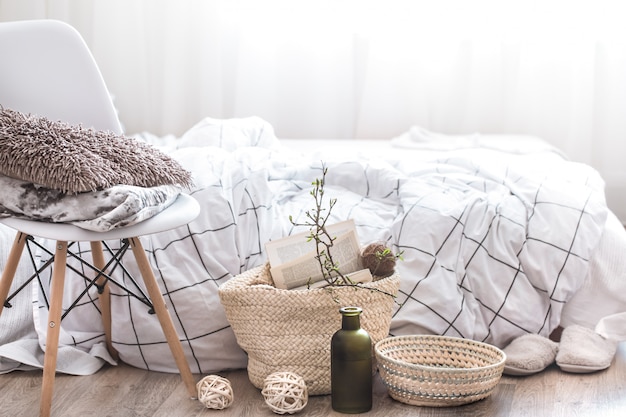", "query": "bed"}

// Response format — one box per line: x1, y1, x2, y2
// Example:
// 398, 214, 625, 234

1, 116, 625, 378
